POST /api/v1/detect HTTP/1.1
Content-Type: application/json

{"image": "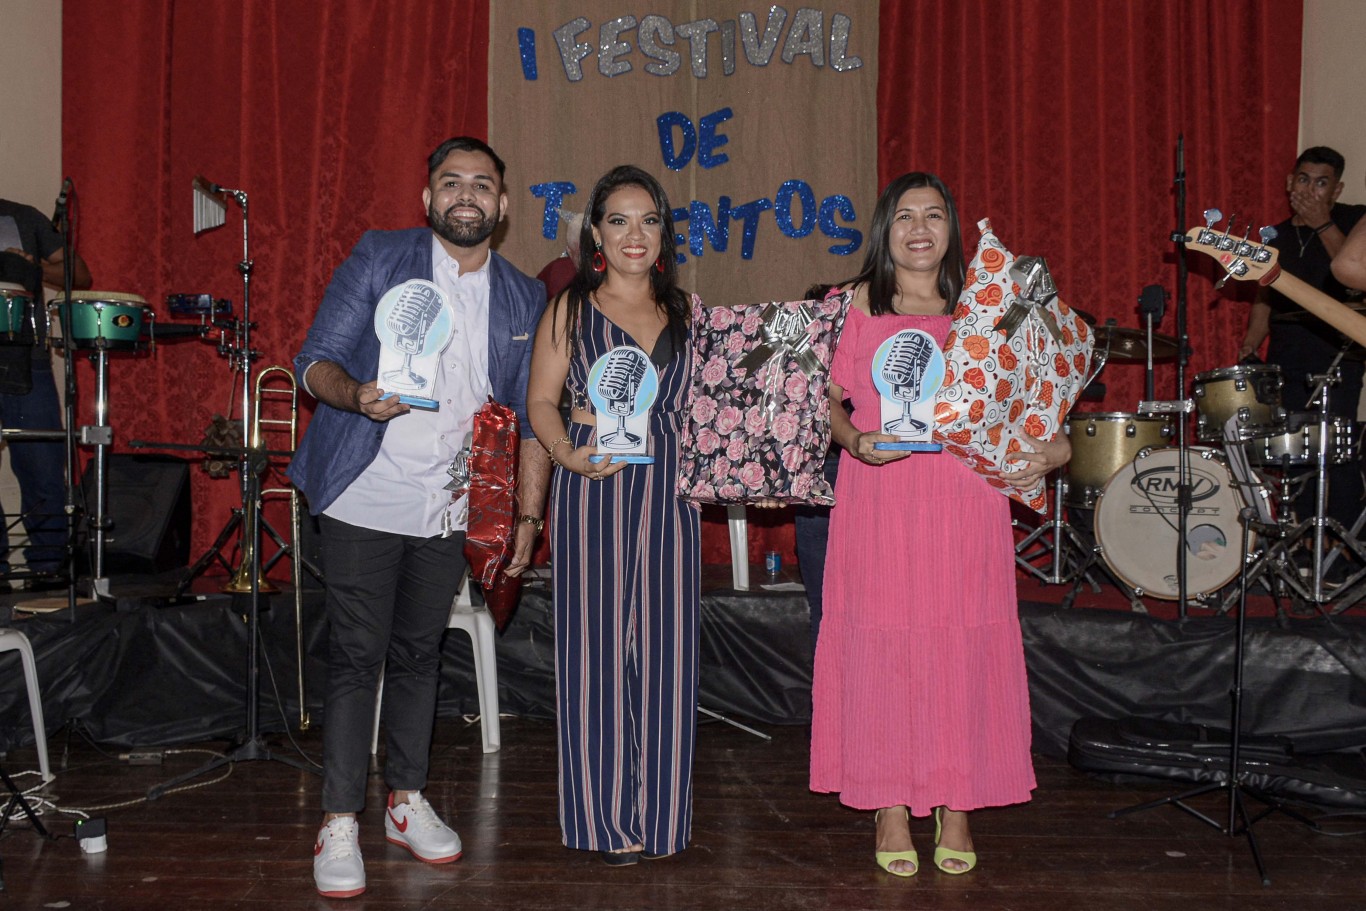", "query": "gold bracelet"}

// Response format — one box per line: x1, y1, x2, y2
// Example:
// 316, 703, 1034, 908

545, 434, 572, 465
